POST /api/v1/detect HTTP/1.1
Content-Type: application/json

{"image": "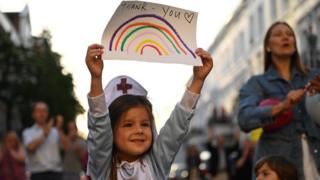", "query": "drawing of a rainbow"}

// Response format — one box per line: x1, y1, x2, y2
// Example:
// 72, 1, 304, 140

108, 14, 196, 59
